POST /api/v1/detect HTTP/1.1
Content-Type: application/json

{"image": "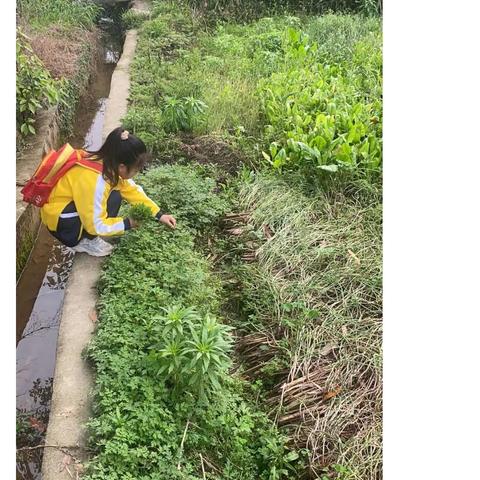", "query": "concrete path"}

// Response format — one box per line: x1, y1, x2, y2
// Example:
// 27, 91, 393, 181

41, 15, 143, 478
102, 29, 138, 138
40, 255, 99, 478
